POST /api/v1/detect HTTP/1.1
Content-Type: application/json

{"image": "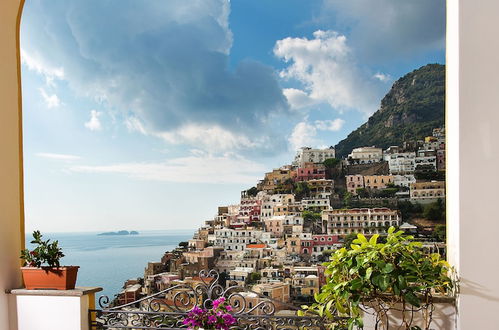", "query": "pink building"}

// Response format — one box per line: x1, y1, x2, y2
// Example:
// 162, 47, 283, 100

295, 163, 326, 182
312, 234, 339, 246
264, 216, 284, 237
311, 235, 340, 257
238, 198, 262, 224
300, 238, 314, 255
346, 175, 364, 195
